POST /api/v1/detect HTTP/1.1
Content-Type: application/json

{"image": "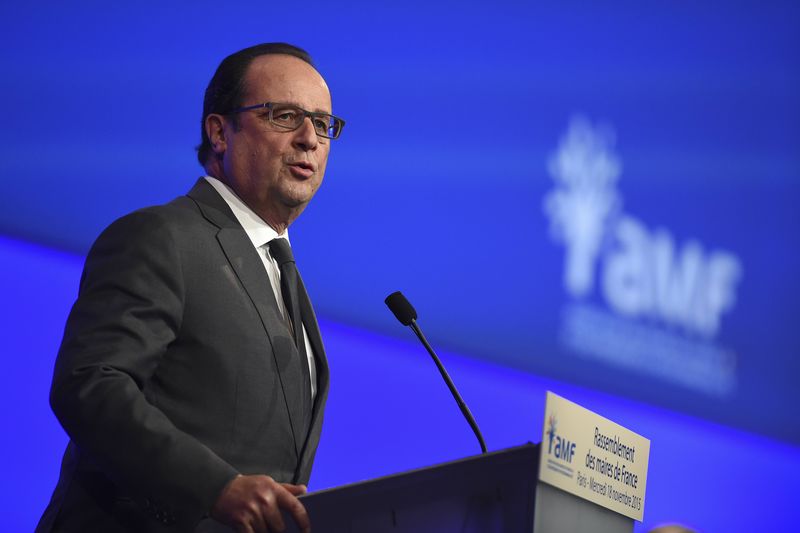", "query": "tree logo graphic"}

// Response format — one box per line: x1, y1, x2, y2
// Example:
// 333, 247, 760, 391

544, 116, 621, 298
